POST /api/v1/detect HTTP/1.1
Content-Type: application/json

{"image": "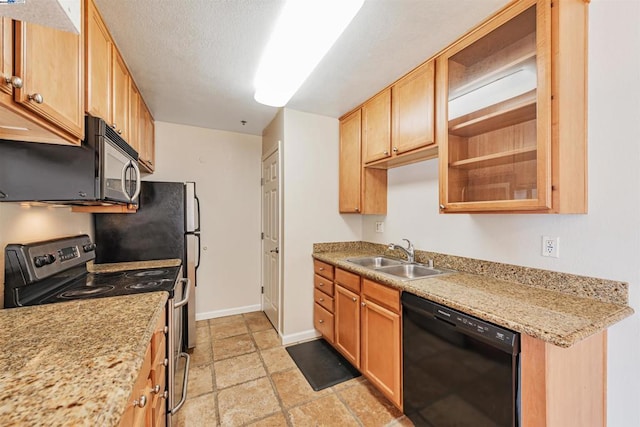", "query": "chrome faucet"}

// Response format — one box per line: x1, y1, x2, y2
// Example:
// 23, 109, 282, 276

388, 239, 415, 263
